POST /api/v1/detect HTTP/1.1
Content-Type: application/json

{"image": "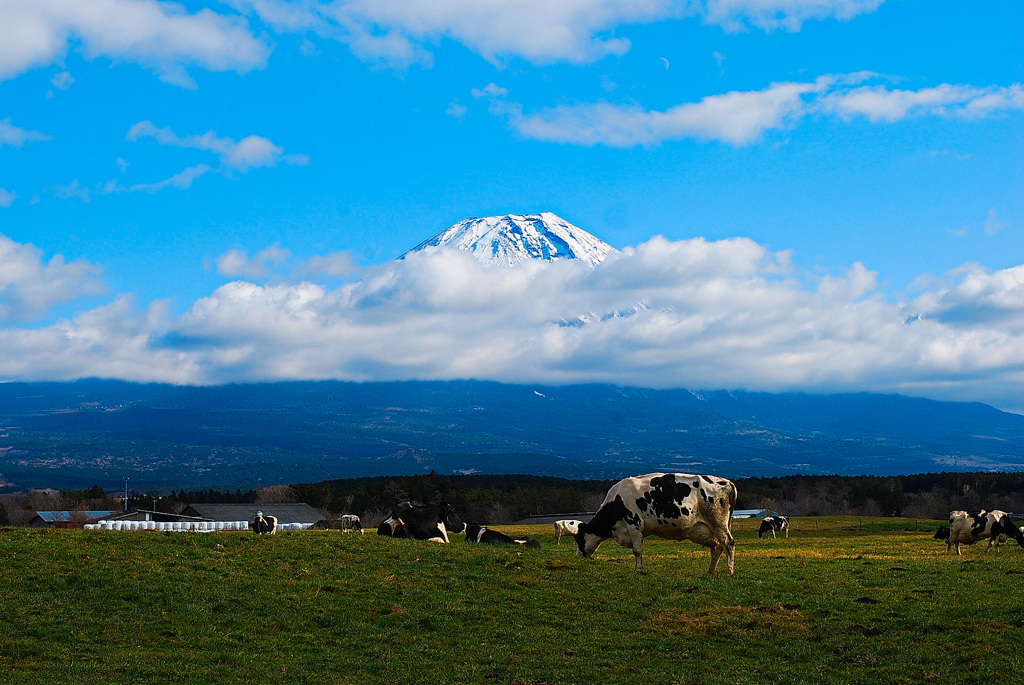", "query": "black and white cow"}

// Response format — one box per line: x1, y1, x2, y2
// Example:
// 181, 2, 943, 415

947, 510, 1024, 555
339, 514, 363, 534
575, 472, 737, 573
553, 519, 582, 545
465, 523, 541, 549
252, 510, 278, 535
757, 515, 790, 539
376, 501, 466, 543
